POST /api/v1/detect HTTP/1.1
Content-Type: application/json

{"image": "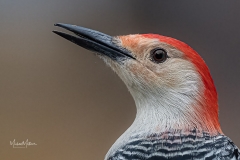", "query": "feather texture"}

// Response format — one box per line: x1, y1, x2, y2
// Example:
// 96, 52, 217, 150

107, 130, 239, 160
